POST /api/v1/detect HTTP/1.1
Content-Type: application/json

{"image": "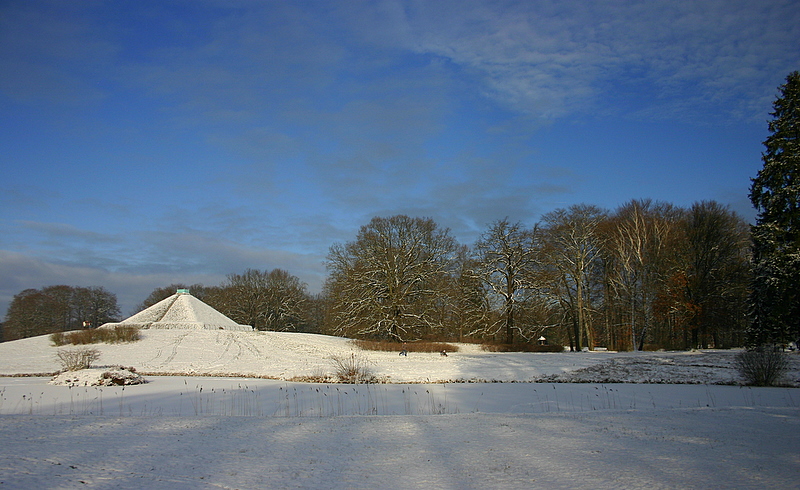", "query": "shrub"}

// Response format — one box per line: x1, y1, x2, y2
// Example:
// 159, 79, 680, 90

49, 326, 140, 346
108, 326, 140, 343
50, 331, 66, 346
735, 347, 790, 386
288, 369, 334, 383
56, 347, 101, 371
352, 339, 459, 353
330, 353, 376, 383
481, 343, 564, 353
65, 329, 97, 345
